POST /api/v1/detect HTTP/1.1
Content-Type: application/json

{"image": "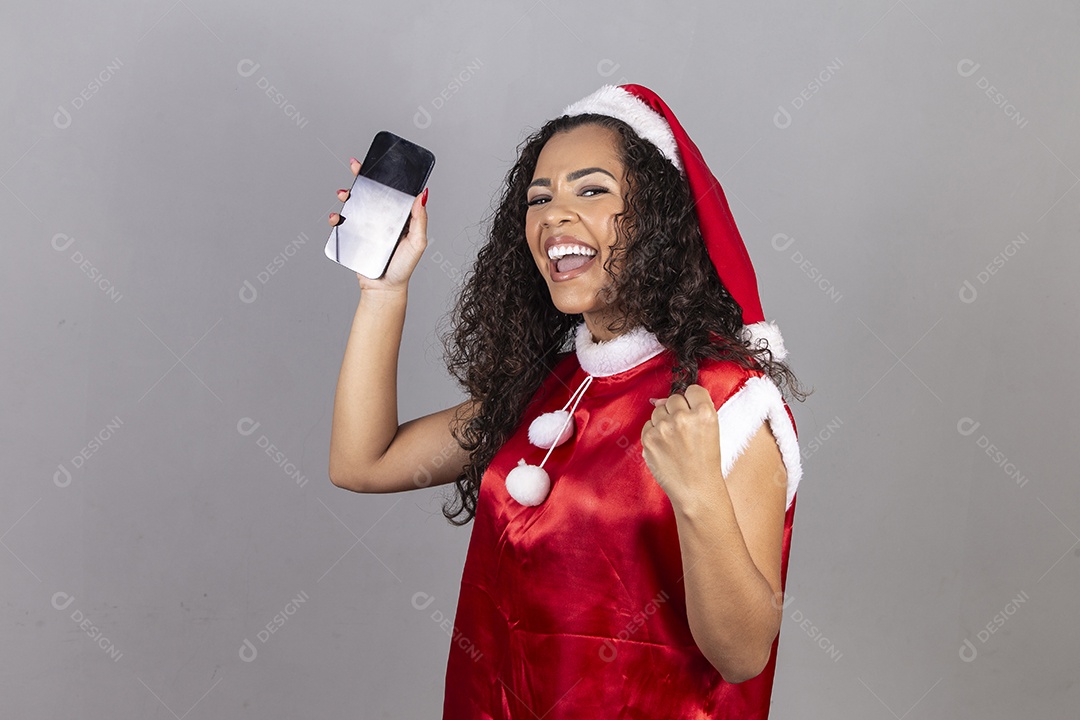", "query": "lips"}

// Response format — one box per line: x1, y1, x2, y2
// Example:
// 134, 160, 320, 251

544, 235, 598, 281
